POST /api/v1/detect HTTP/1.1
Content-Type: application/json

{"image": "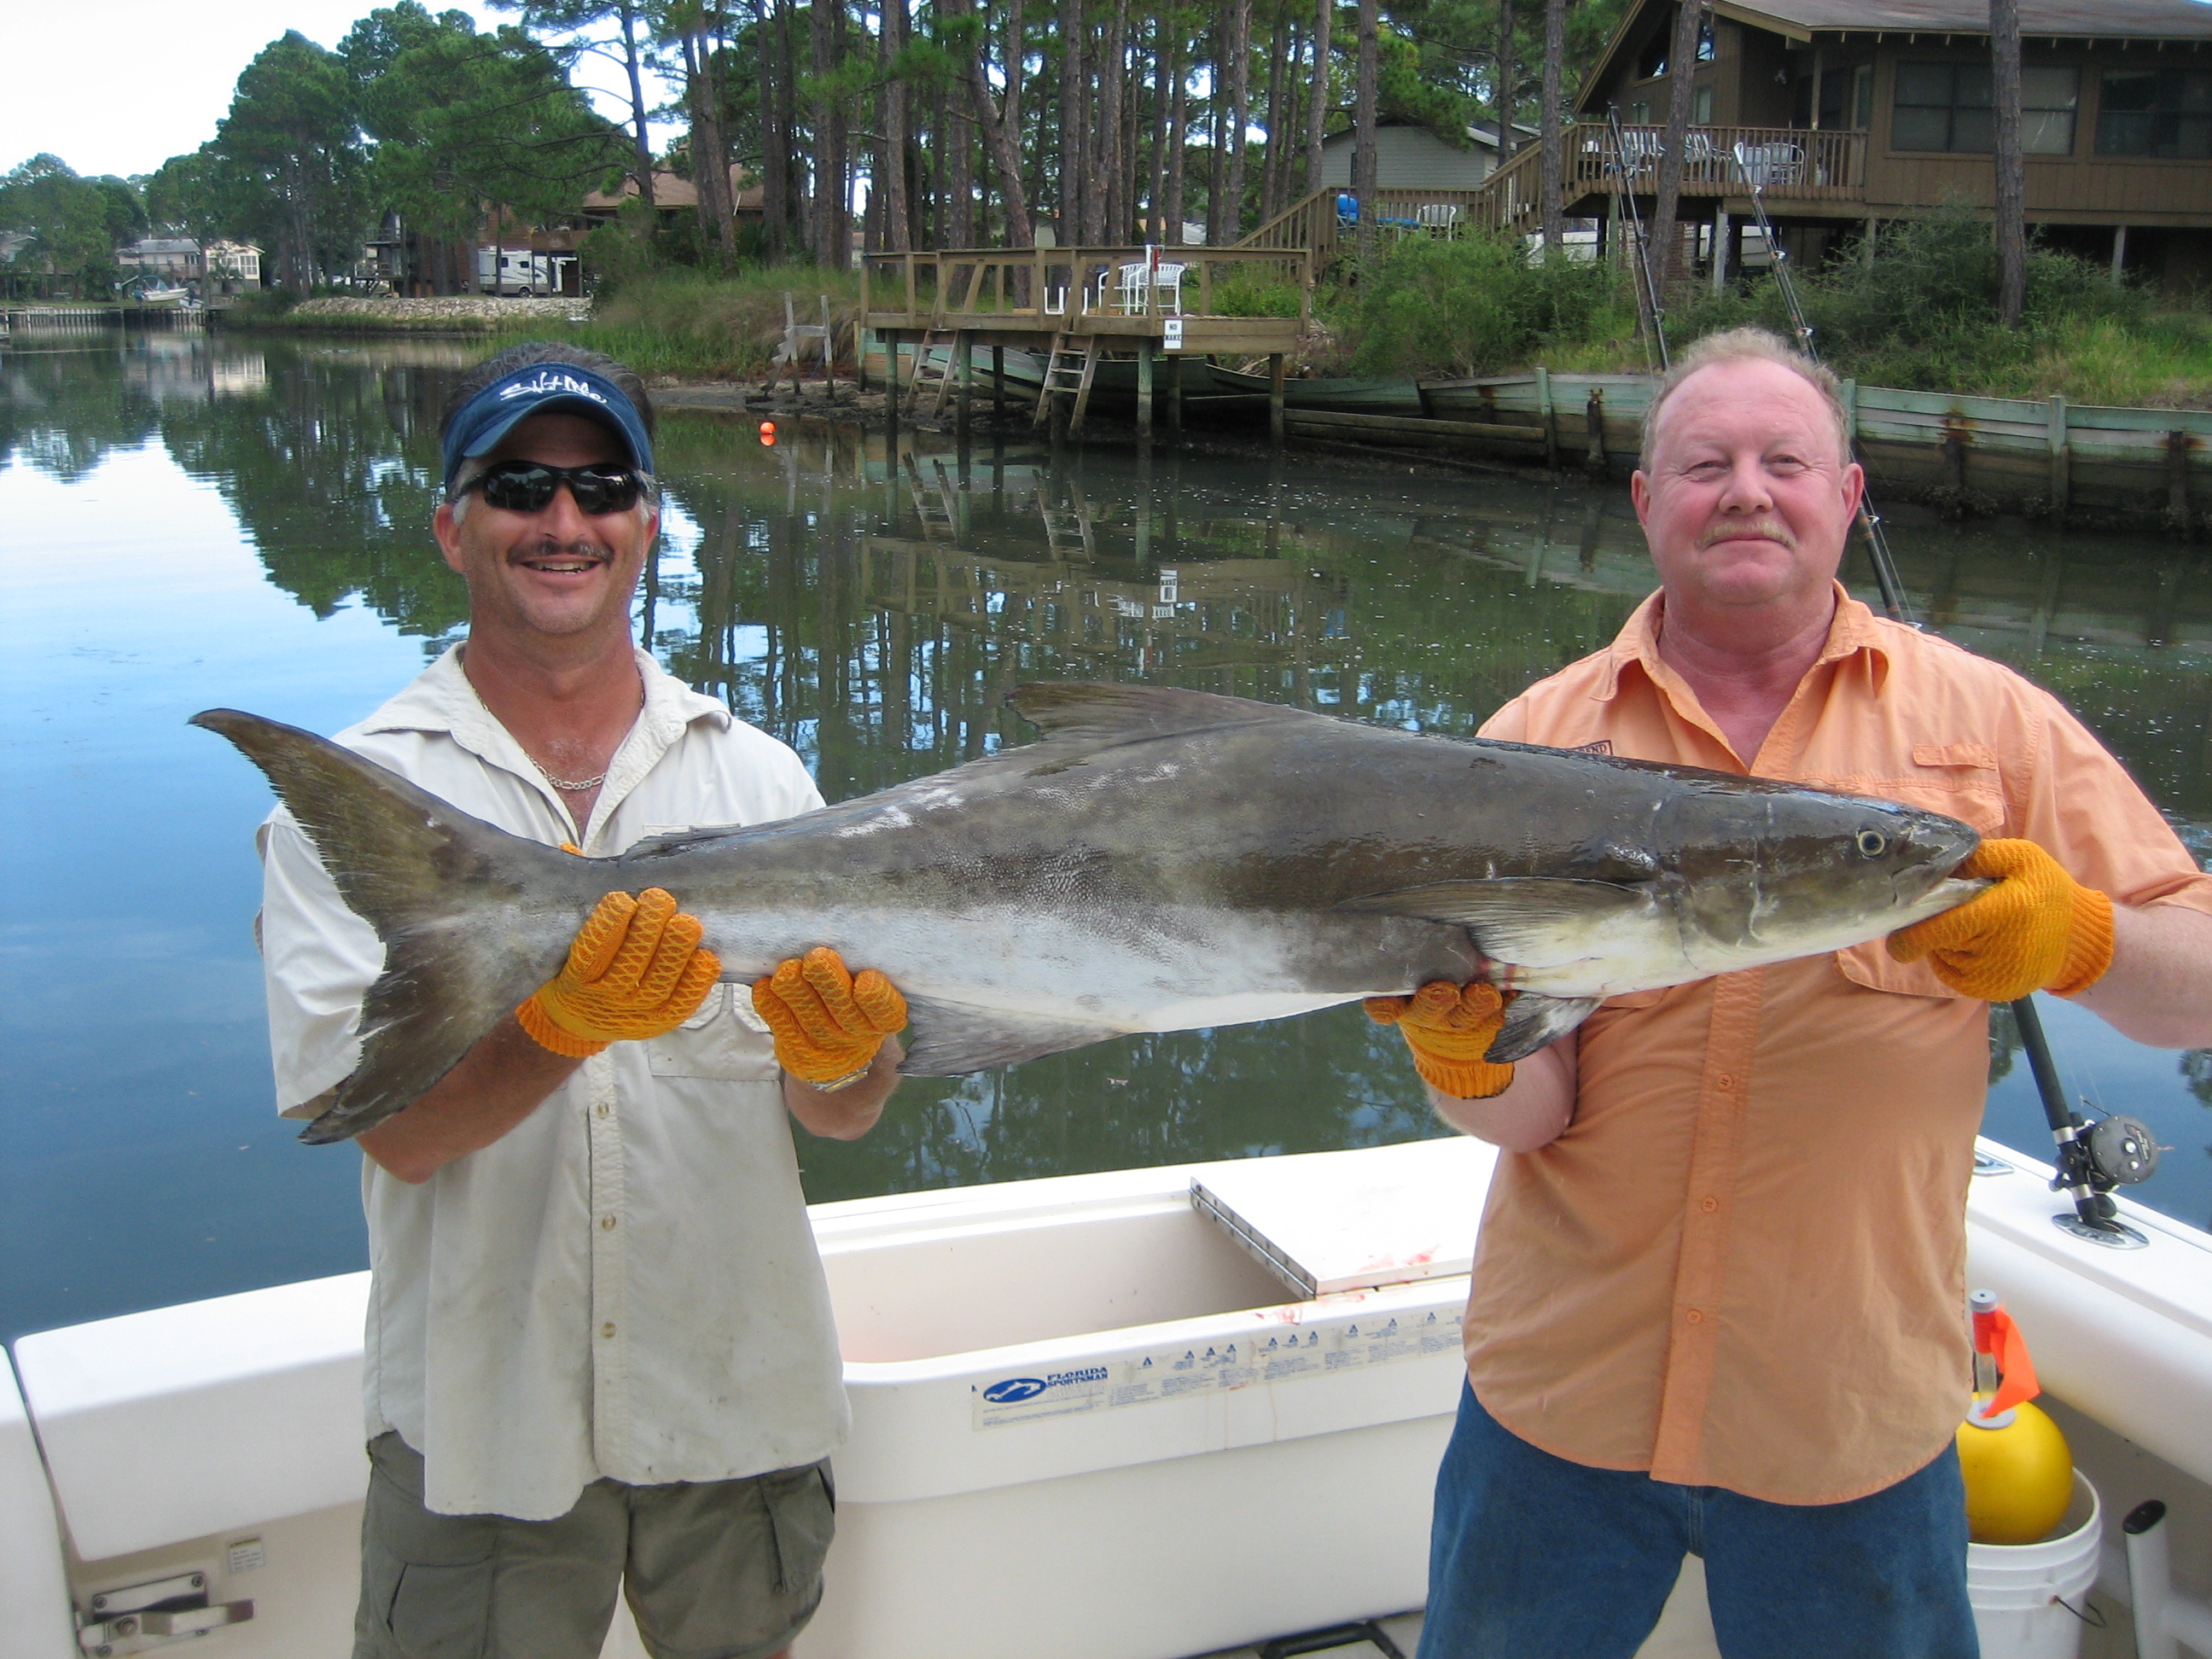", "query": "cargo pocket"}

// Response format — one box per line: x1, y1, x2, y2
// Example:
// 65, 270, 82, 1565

644, 983, 780, 1081
383, 1563, 493, 1659
762, 1460, 835, 1599
361, 1436, 495, 1659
